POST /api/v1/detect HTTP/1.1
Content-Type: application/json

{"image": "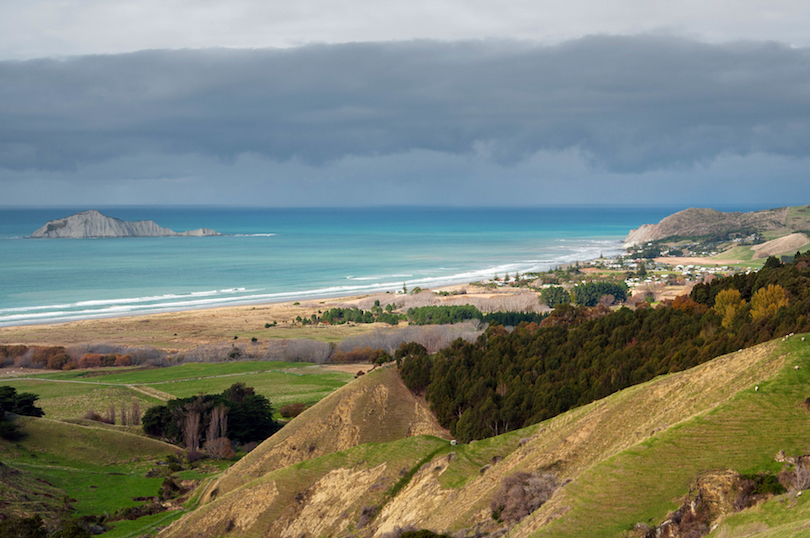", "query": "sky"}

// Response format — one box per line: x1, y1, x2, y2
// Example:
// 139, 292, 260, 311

2, 1, 810, 207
